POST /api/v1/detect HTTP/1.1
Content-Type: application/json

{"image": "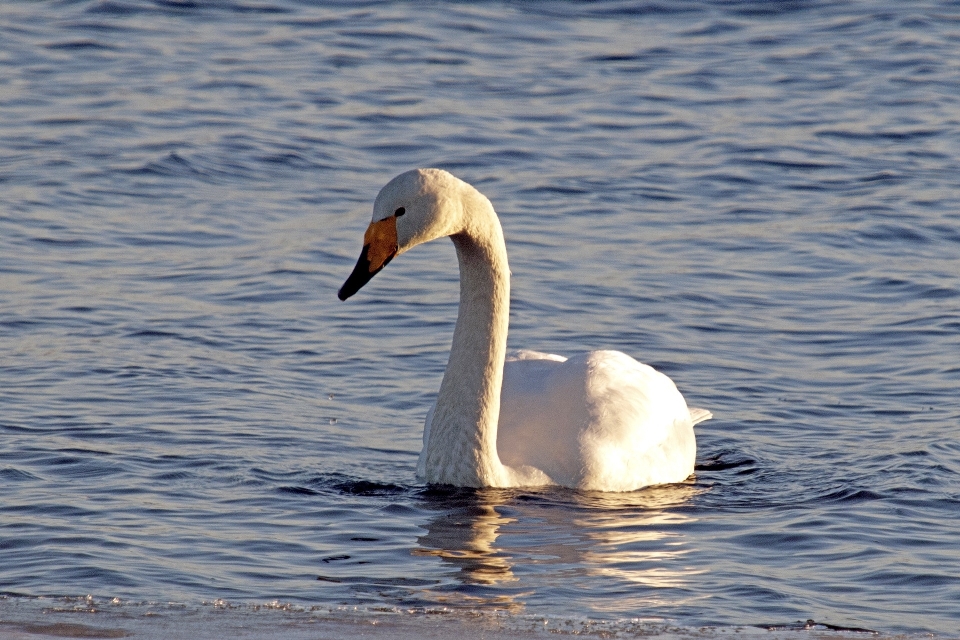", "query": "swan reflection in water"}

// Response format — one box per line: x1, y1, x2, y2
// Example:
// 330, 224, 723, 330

414, 488, 518, 586
412, 482, 704, 613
